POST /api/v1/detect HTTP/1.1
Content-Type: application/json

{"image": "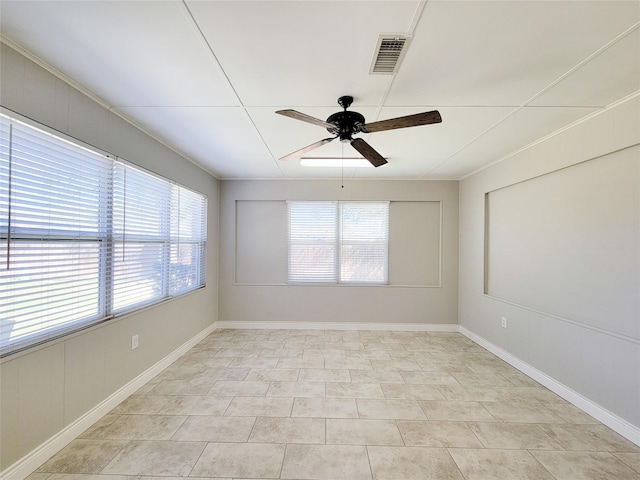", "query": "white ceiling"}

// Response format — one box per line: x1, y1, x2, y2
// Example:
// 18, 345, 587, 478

1, 1, 638, 180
